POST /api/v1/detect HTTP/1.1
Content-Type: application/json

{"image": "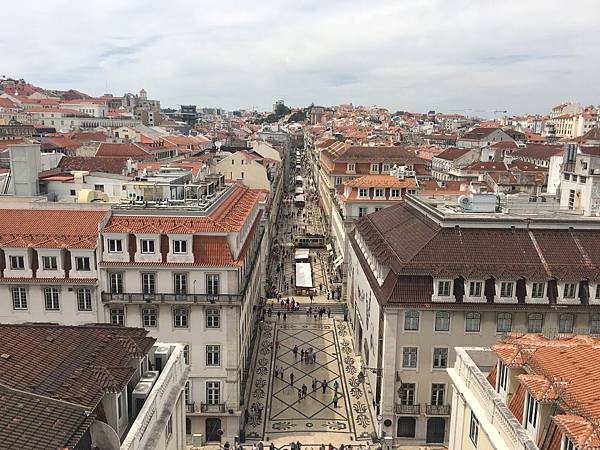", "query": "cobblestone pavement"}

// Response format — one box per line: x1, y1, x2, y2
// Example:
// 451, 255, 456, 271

244, 316, 377, 443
